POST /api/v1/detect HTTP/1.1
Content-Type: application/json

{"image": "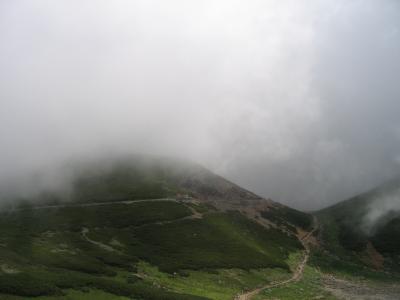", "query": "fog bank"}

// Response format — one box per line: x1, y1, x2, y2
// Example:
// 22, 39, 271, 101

1, 1, 400, 209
